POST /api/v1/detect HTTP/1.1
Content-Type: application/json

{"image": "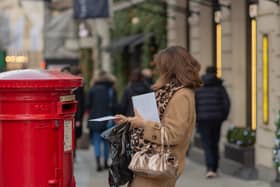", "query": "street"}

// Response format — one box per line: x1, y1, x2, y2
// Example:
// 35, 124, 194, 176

74, 147, 270, 187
